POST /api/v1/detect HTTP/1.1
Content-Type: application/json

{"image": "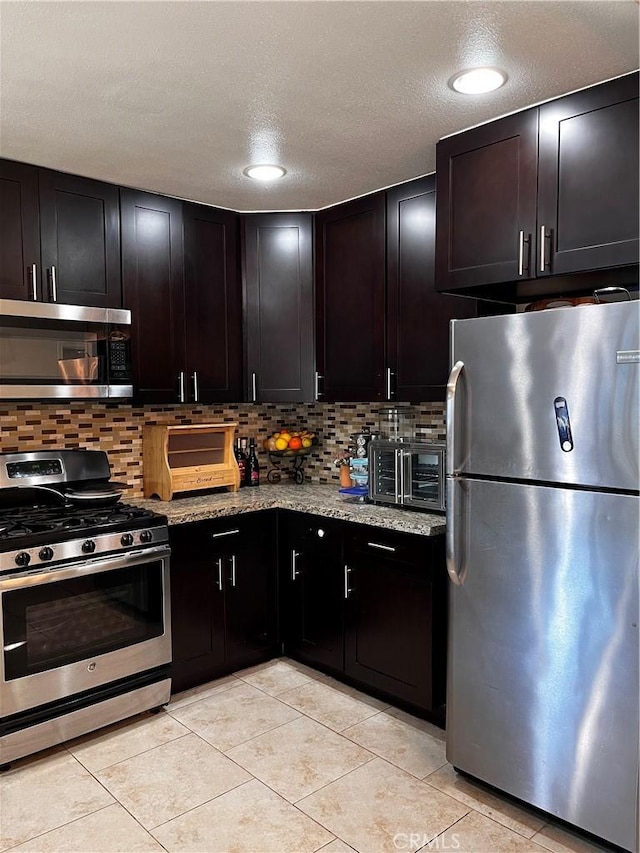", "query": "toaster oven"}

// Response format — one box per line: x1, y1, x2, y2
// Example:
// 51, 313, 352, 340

368, 440, 445, 512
